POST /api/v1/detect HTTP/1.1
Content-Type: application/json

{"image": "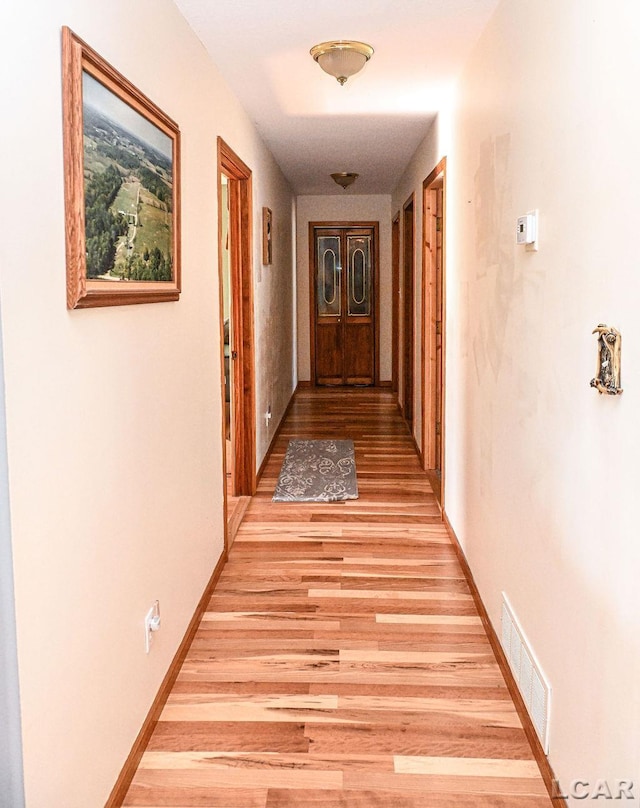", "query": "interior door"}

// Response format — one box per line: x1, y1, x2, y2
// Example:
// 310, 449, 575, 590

391, 213, 400, 395
313, 226, 376, 386
402, 197, 415, 424
422, 157, 446, 506
220, 173, 234, 494
434, 186, 444, 470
